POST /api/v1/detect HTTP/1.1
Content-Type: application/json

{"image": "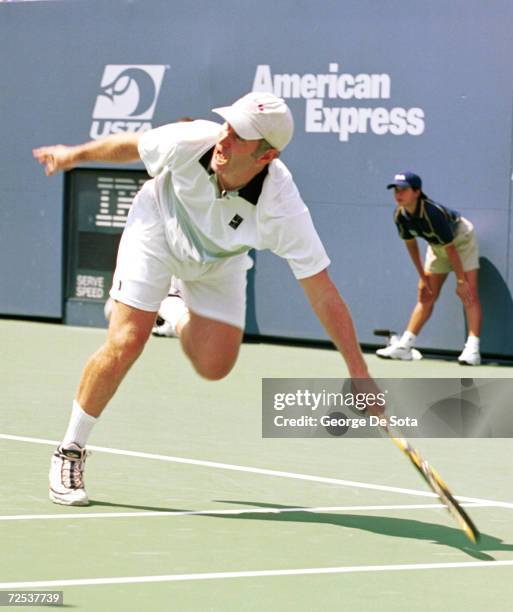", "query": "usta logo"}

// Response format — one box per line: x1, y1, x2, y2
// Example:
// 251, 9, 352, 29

90, 65, 168, 139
